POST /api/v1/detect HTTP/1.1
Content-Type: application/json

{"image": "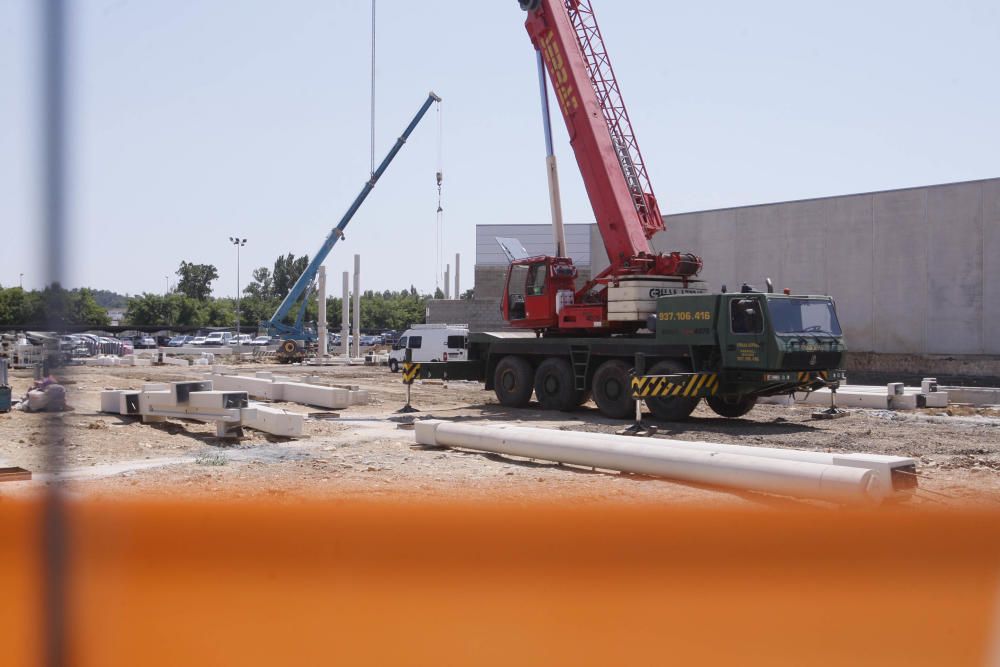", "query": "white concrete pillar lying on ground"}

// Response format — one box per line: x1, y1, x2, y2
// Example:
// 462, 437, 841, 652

353, 254, 361, 359
318, 265, 328, 357
414, 421, 879, 505
501, 428, 914, 501
342, 271, 350, 358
